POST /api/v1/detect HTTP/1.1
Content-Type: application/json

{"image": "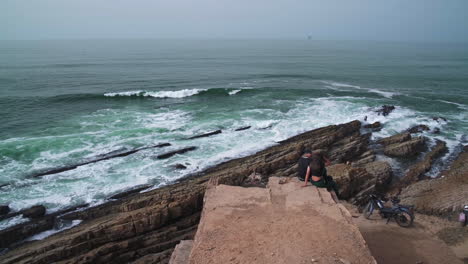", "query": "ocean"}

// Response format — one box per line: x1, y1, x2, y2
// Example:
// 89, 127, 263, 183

0, 39, 467, 229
